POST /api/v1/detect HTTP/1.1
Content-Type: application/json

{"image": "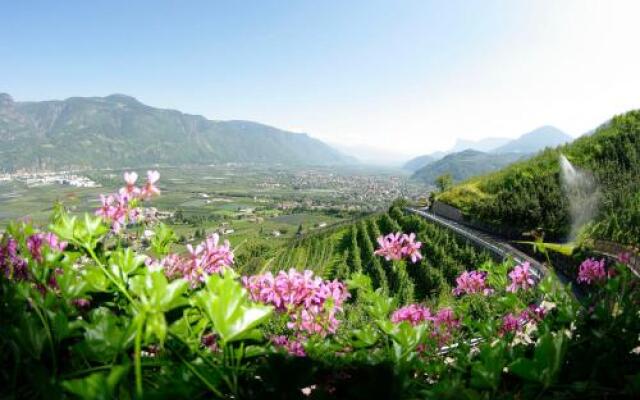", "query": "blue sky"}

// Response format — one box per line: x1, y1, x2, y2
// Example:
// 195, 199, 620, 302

2, 0, 640, 156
